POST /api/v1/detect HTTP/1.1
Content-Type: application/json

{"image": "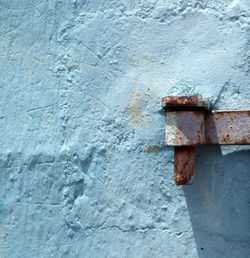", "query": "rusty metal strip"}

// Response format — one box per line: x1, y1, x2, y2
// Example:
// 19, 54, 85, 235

205, 110, 250, 145
174, 147, 195, 185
